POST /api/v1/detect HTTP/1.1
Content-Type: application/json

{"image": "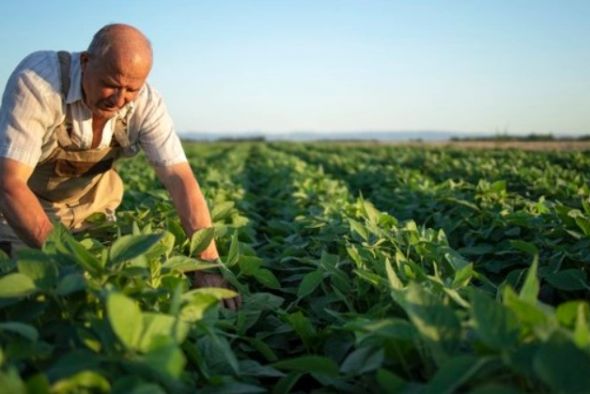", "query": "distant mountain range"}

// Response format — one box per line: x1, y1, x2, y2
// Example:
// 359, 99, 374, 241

179, 130, 485, 141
